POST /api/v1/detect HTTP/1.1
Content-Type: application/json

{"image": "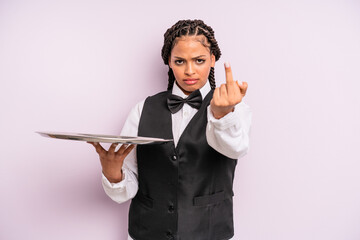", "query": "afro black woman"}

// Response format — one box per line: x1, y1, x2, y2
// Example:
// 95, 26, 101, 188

89, 19, 252, 240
